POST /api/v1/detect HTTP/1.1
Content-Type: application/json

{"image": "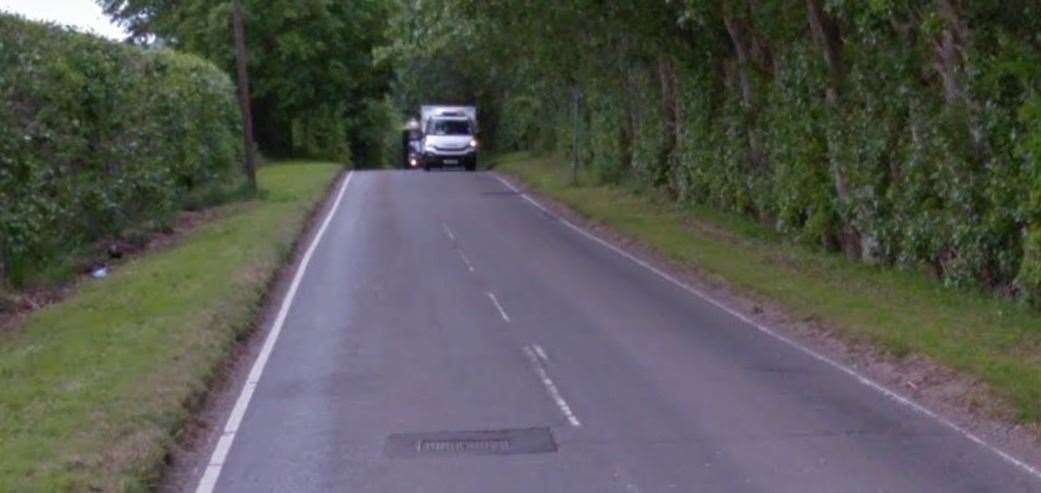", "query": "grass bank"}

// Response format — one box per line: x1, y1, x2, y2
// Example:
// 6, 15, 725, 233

0, 161, 341, 491
495, 152, 1041, 426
